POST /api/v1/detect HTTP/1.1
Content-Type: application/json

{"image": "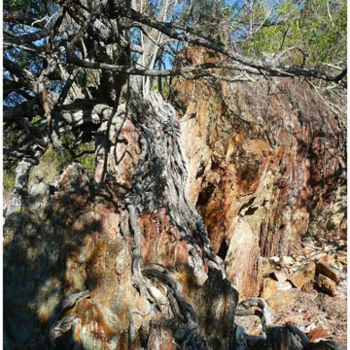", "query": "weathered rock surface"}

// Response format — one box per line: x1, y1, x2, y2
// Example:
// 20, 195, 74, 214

316, 262, 341, 284
317, 274, 337, 296
171, 48, 346, 298
288, 262, 316, 289
170, 48, 346, 346
236, 247, 347, 346
5, 164, 235, 350
4, 47, 346, 349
